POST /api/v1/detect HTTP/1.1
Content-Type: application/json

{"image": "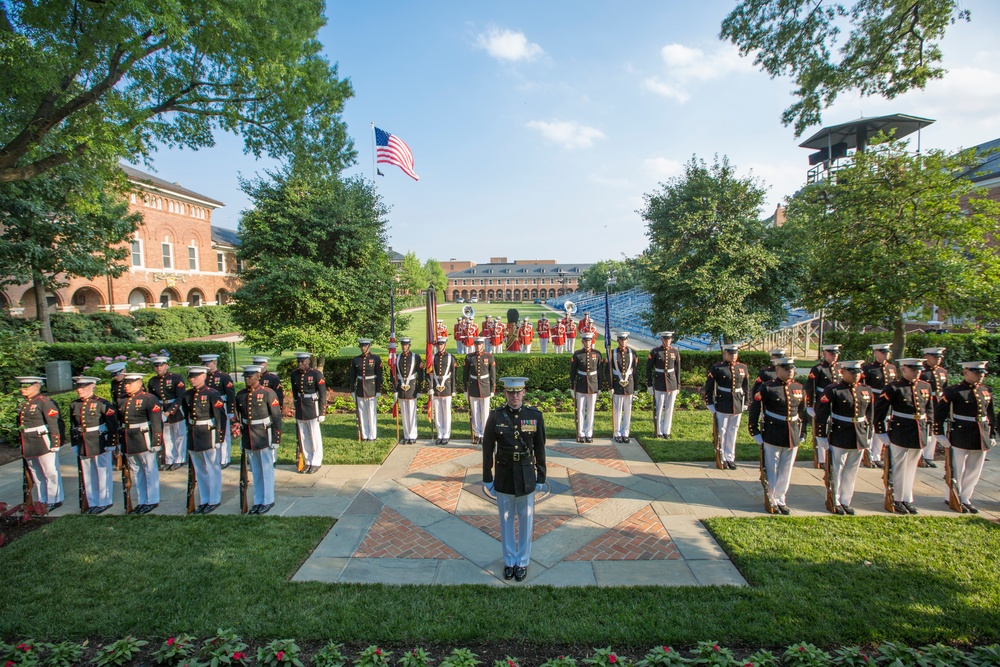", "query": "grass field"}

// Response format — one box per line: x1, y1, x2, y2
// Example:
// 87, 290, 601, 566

0, 515, 996, 645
